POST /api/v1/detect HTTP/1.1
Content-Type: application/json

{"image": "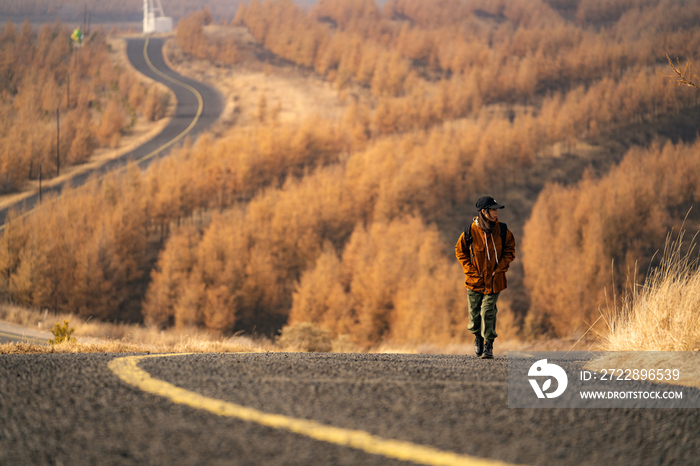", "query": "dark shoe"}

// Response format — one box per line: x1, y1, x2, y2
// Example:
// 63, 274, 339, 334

474, 335, 484, 356
481, 341, 493, 359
